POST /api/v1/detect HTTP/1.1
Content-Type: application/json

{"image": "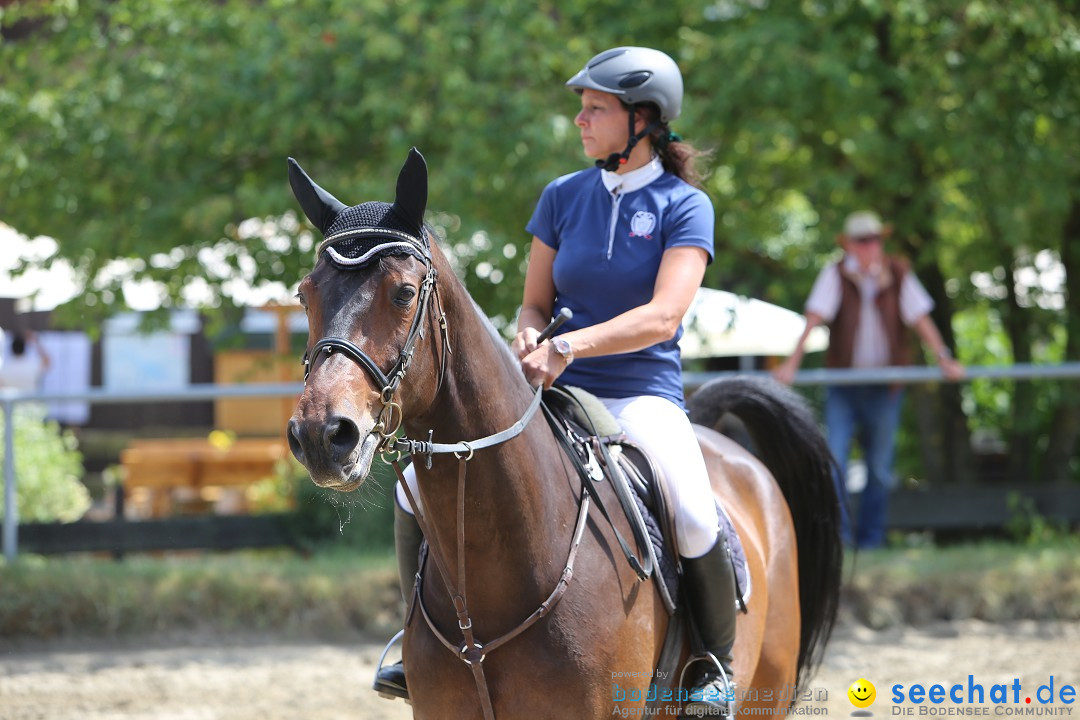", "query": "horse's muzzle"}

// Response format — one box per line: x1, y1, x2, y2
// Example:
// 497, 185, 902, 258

288, 414, 380, 490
